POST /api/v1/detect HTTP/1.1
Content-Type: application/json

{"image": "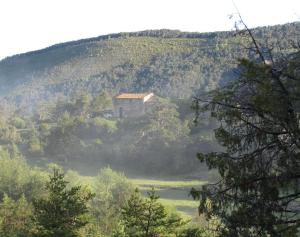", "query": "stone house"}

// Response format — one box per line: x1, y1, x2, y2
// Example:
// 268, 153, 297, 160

113, 93, 154, 118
